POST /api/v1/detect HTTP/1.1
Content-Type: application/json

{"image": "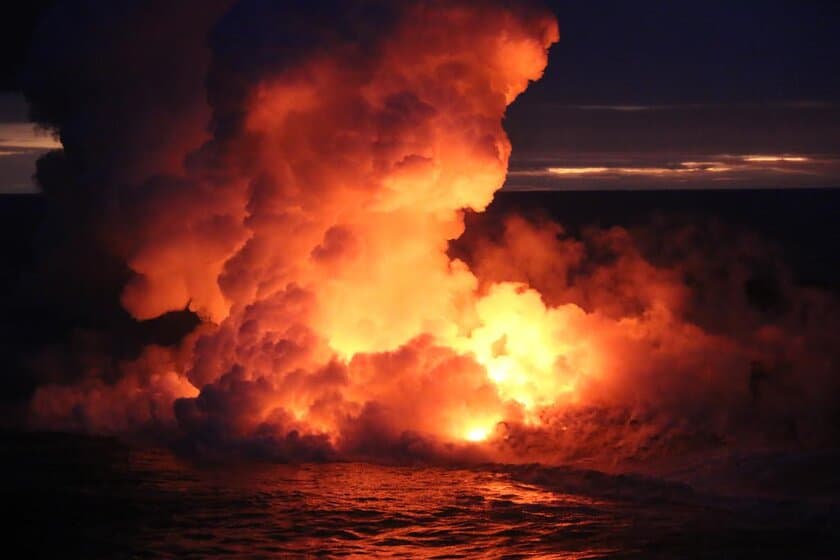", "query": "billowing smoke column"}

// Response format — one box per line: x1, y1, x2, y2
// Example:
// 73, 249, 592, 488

24, 0, 839, 464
